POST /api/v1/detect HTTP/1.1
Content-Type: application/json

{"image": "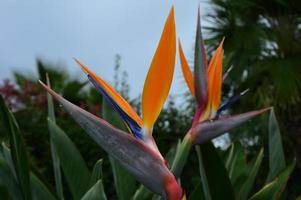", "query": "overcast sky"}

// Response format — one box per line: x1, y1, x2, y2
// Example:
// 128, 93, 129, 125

0, 0, 211, 100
